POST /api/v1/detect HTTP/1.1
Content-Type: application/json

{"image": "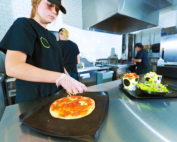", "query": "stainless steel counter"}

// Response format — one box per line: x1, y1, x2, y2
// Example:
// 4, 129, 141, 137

0, 73, 6, 121
105, 63, 136, 68
78, 66, 111, 73
1, 77, 177, 142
